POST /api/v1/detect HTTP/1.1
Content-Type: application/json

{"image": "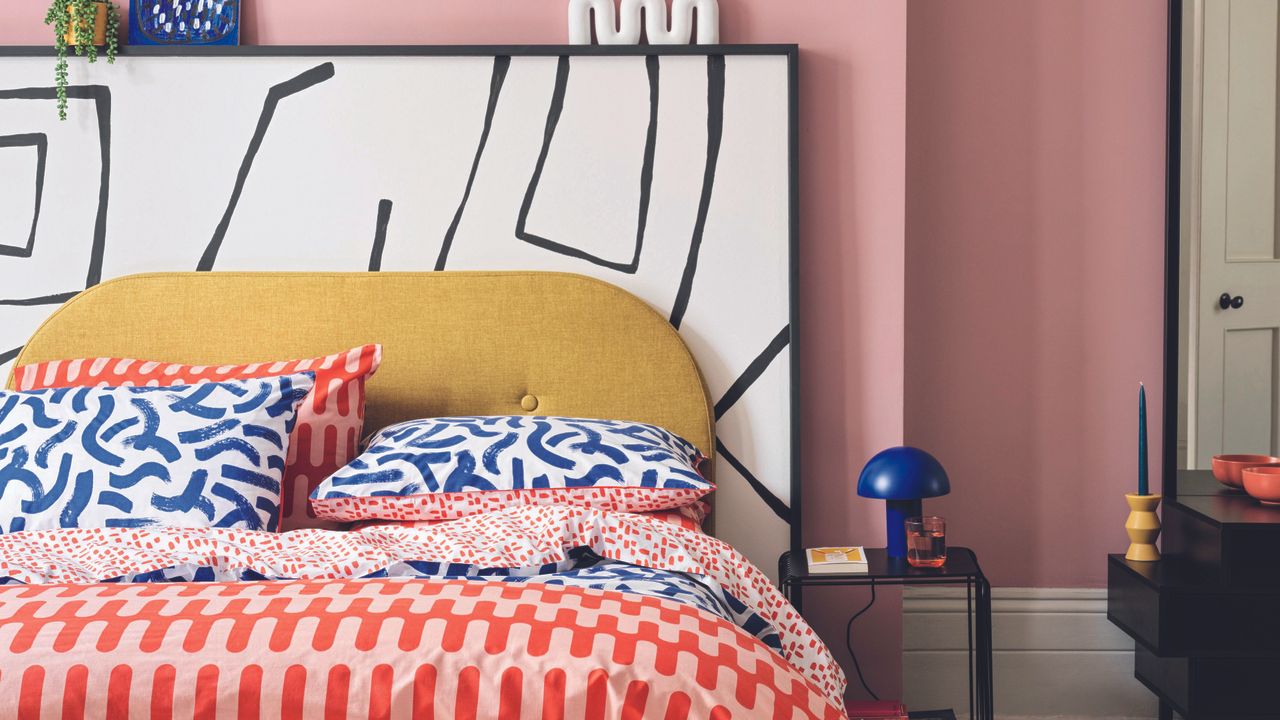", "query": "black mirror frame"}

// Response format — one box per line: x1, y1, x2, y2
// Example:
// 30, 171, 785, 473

1163, 0, 1183, 500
